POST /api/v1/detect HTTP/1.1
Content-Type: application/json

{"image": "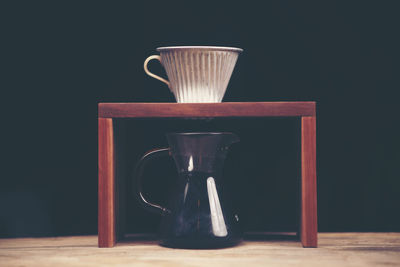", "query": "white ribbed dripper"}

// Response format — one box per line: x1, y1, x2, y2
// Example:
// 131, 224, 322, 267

144, 46, 243, 103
